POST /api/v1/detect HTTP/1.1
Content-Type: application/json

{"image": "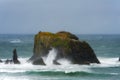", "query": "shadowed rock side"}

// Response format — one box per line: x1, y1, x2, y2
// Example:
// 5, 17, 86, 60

32, 58, 46, 65
29, 31, 100, 65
